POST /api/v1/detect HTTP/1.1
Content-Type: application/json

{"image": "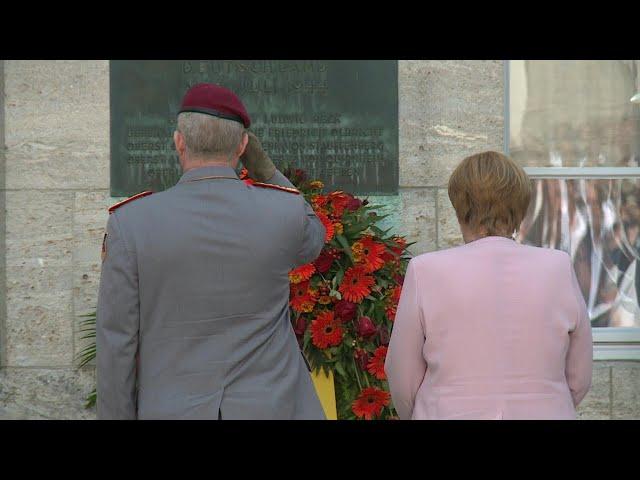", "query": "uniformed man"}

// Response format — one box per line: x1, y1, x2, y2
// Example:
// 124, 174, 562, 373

96, 83, 326, 419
